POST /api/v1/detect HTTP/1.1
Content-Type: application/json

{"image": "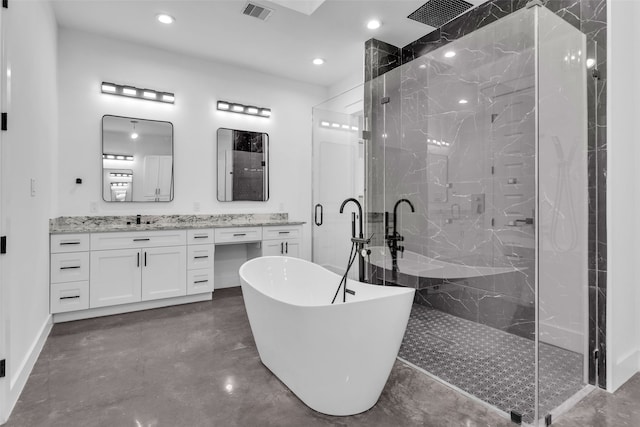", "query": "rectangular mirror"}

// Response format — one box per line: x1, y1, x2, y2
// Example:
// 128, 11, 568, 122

102, 115, 174, 202
217, 128, 269, 201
